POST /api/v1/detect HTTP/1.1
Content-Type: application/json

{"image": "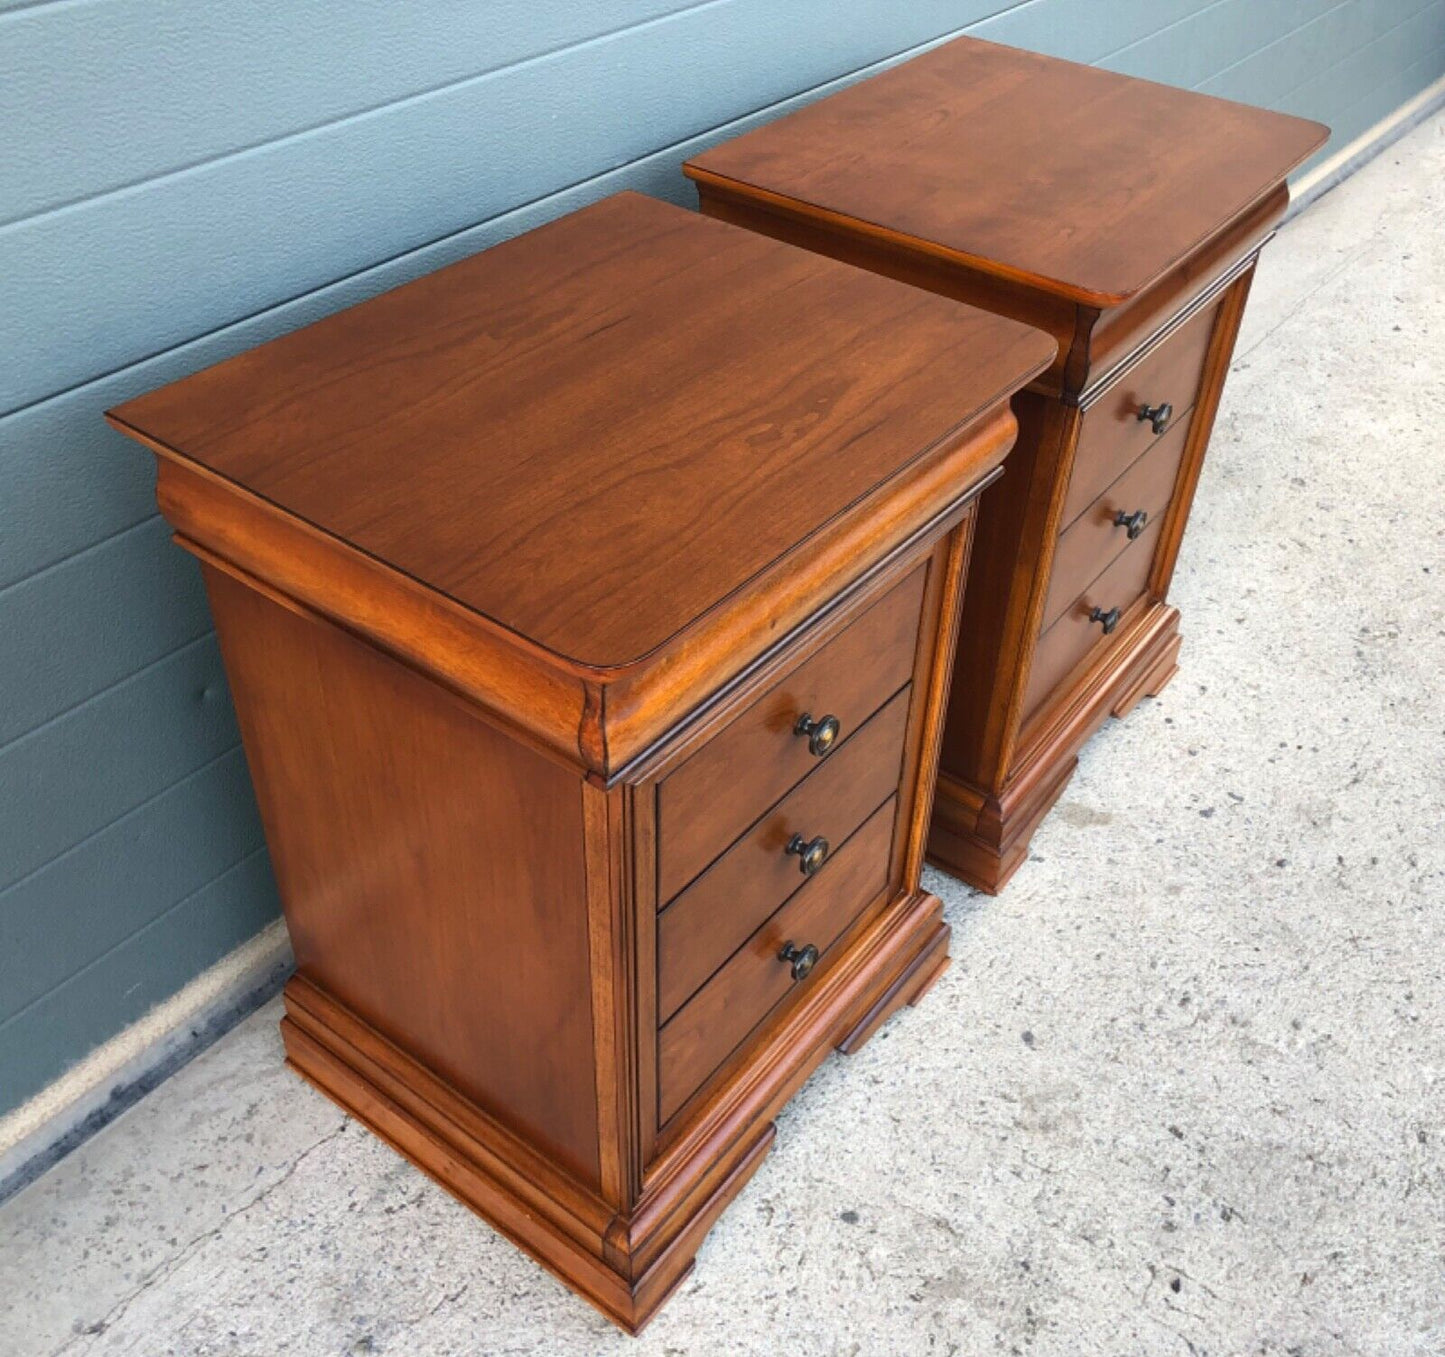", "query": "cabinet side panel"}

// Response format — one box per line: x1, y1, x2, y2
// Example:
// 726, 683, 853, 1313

939, 392, 1073, 789
203, 565, 600, 1186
